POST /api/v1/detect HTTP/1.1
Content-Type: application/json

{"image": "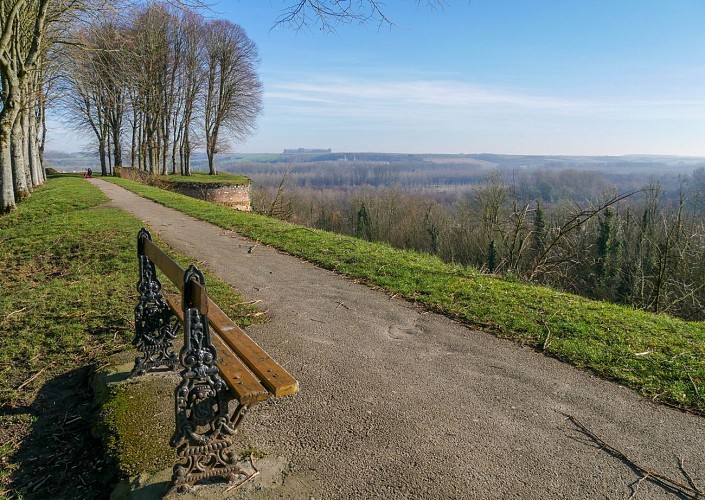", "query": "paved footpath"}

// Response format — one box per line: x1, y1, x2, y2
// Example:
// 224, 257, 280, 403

92, 179, 704, 499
